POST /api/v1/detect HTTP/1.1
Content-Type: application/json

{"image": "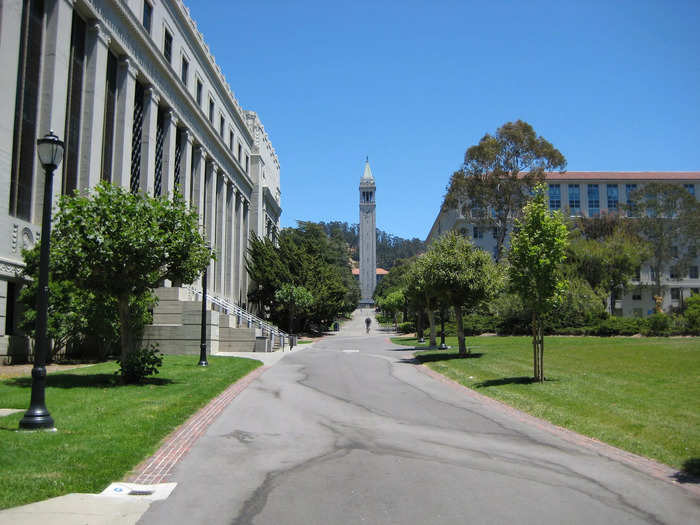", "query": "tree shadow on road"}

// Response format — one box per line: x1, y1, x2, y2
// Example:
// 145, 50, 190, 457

672, 458, 700, 484
415, 352, 484, 363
